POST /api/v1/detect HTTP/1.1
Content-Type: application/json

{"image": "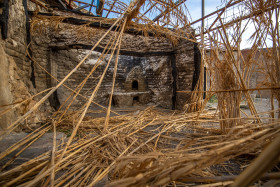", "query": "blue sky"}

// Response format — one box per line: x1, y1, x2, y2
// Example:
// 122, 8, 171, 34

184, 0, 272, 49
185, 0, 225, 21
